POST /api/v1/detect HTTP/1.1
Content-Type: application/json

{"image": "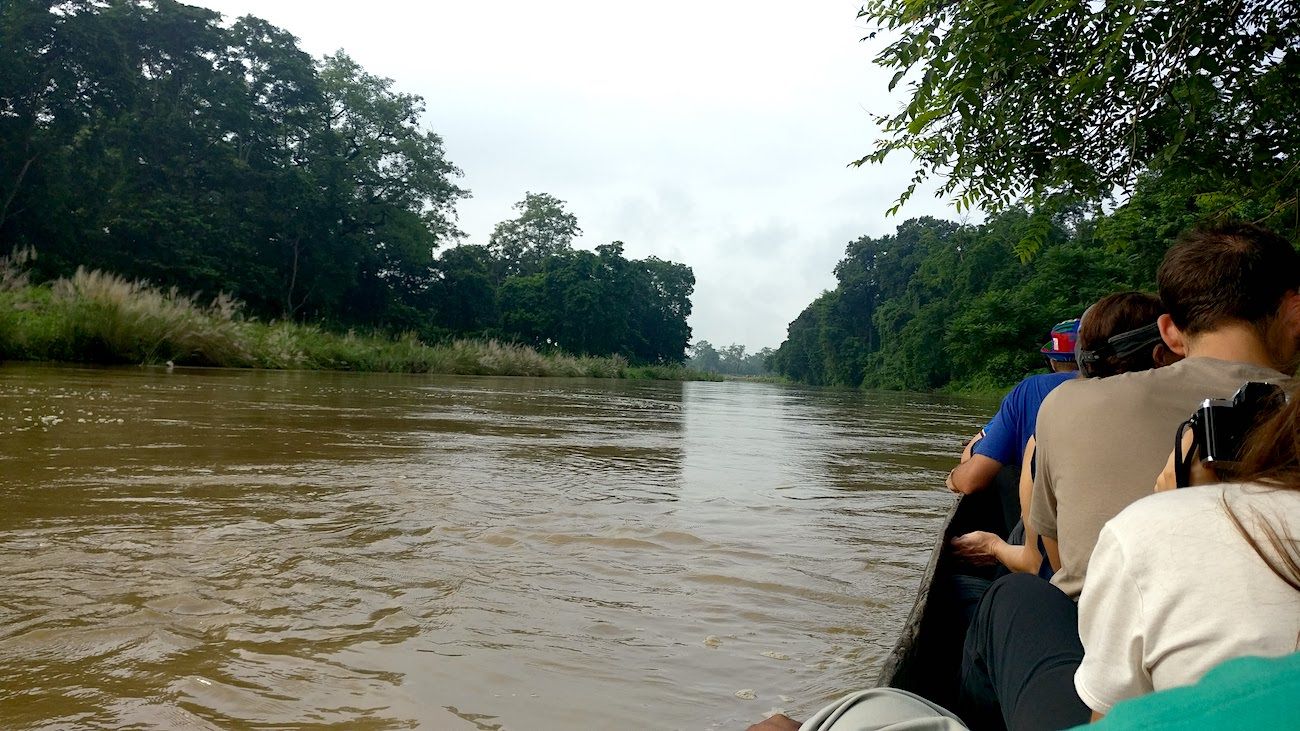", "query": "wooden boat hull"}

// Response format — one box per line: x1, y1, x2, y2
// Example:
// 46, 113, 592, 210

875, 474, 1016, 713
